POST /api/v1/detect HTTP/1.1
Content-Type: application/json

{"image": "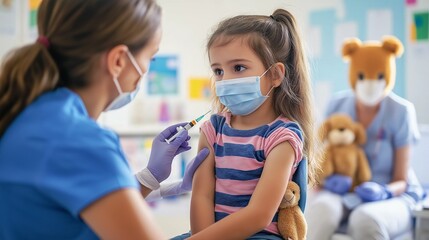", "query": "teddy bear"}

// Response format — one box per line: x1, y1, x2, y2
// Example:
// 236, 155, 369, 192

318, 114, 371, 191
277, 181, 307, 240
